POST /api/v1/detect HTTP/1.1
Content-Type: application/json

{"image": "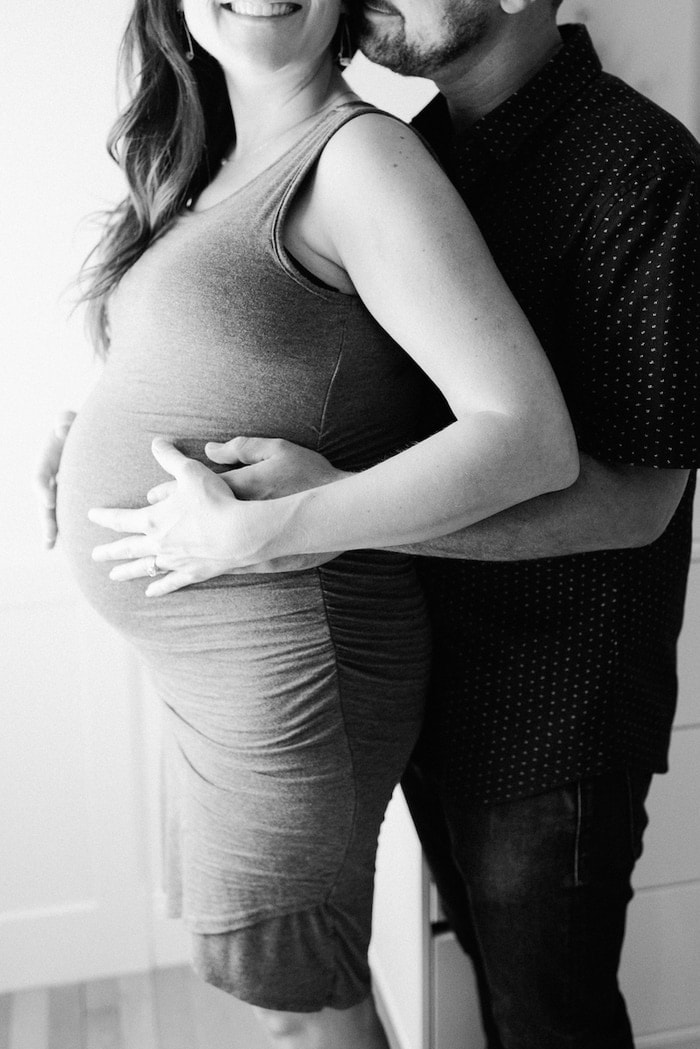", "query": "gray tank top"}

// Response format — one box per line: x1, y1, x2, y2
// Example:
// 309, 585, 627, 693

116, 99, 427, 466
57, 101, 428, 626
